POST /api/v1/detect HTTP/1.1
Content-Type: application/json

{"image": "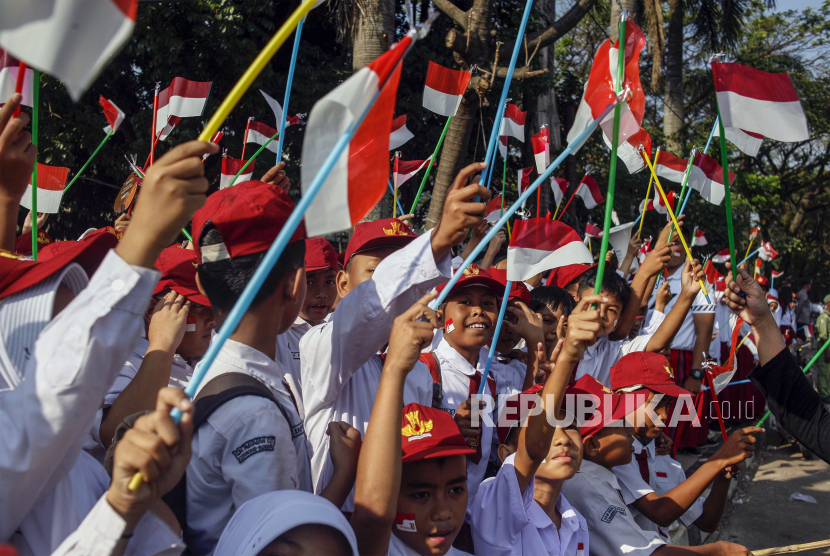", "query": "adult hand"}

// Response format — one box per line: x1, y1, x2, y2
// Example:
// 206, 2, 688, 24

723, 263, 770, 327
